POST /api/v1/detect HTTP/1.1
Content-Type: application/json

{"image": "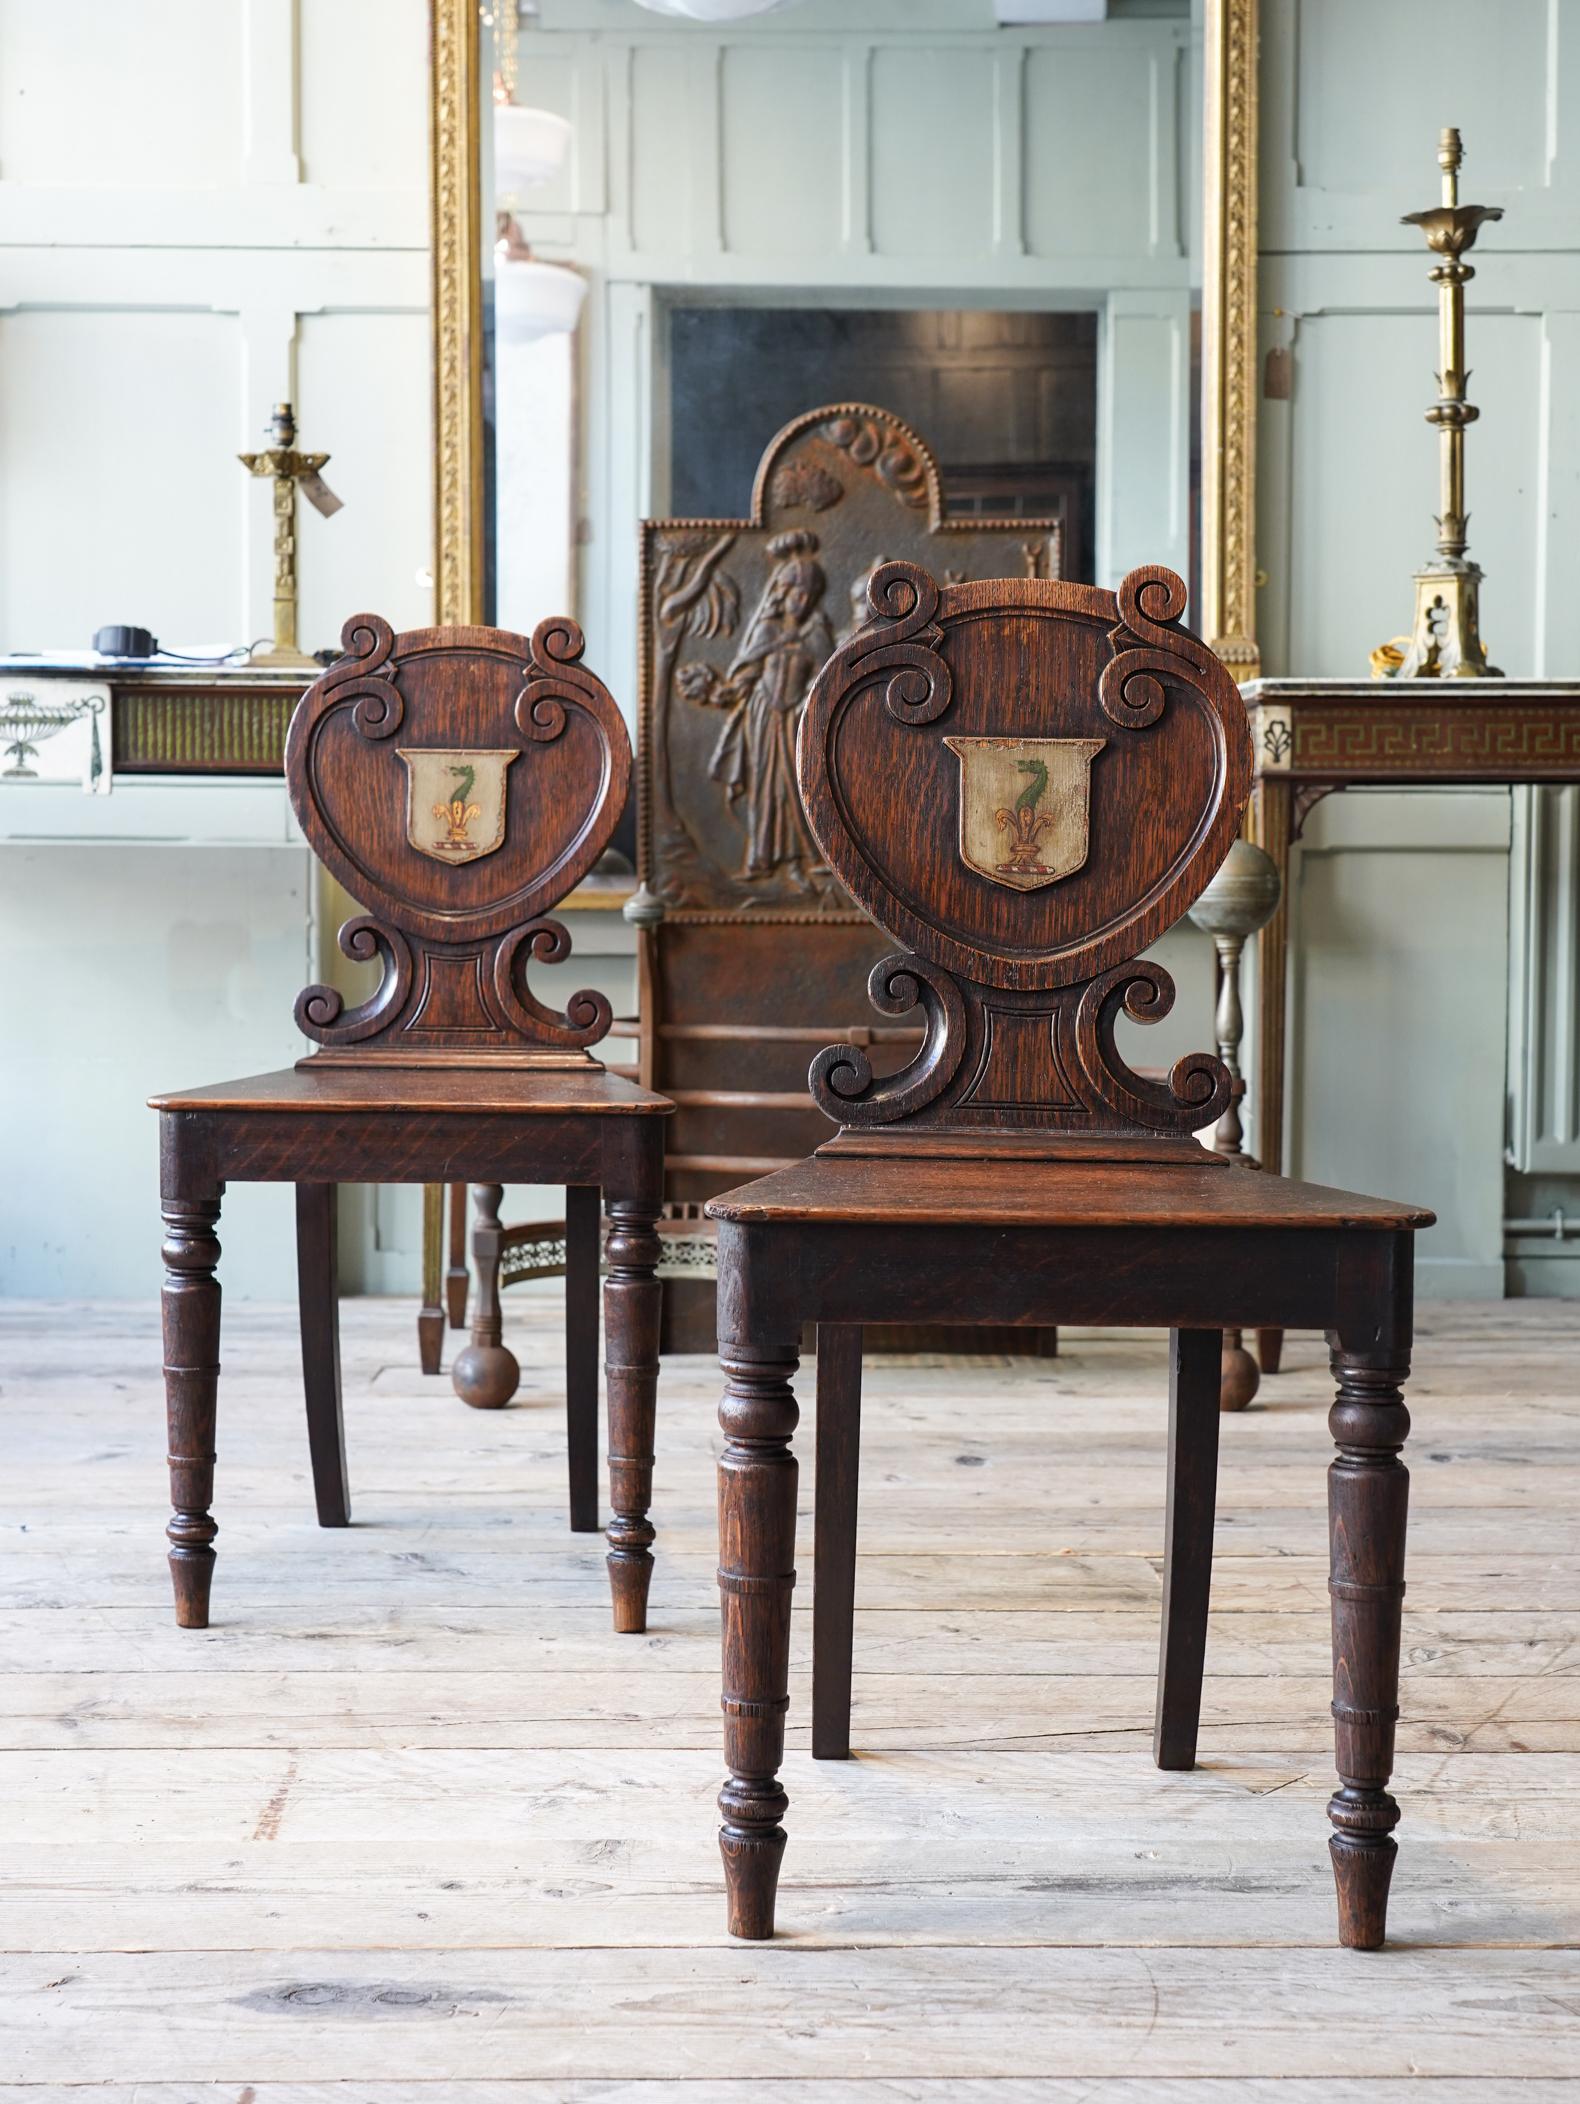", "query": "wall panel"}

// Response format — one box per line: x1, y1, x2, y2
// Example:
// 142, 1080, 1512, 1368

0, 309, 243, 653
